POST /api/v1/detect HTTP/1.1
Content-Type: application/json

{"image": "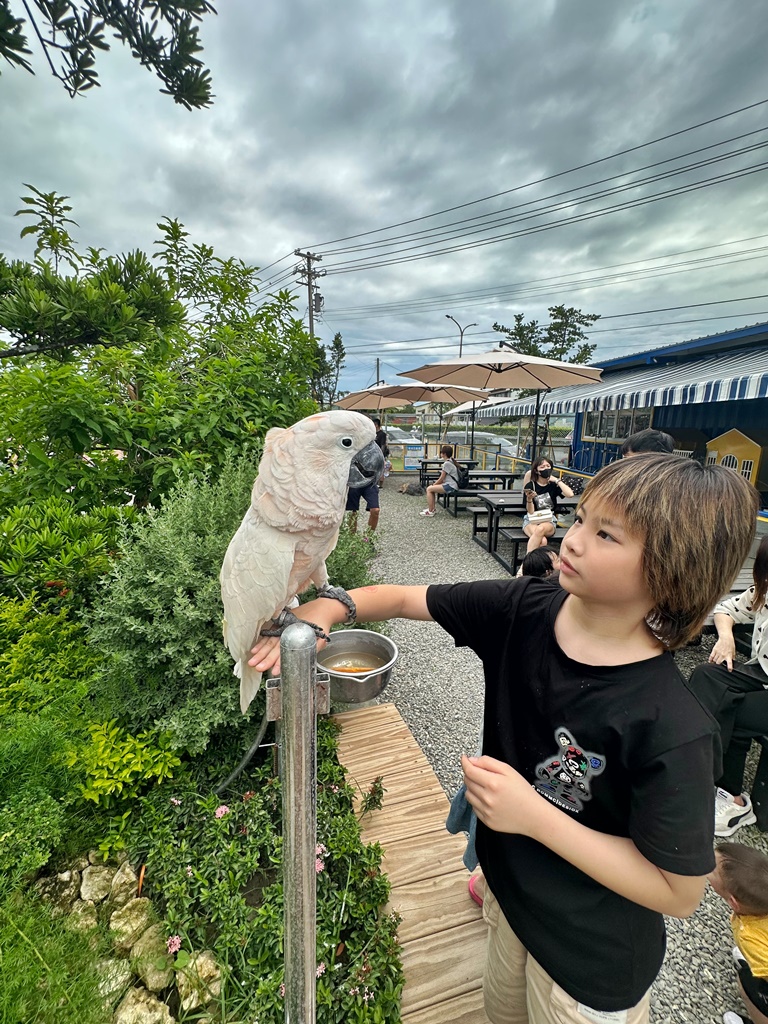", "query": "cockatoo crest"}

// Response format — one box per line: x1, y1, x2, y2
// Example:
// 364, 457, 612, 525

220, 410, 382, 712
